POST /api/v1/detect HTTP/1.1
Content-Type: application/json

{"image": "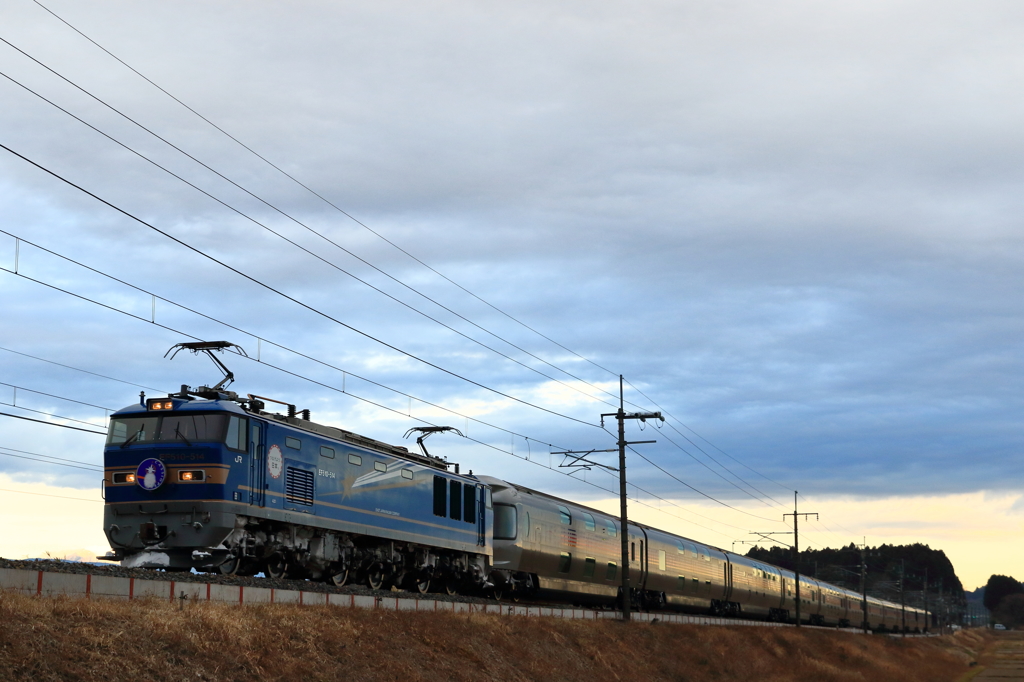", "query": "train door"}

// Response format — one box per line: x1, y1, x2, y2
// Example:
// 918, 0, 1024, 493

476, 485, 487, 547
249, 420, 265, 507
